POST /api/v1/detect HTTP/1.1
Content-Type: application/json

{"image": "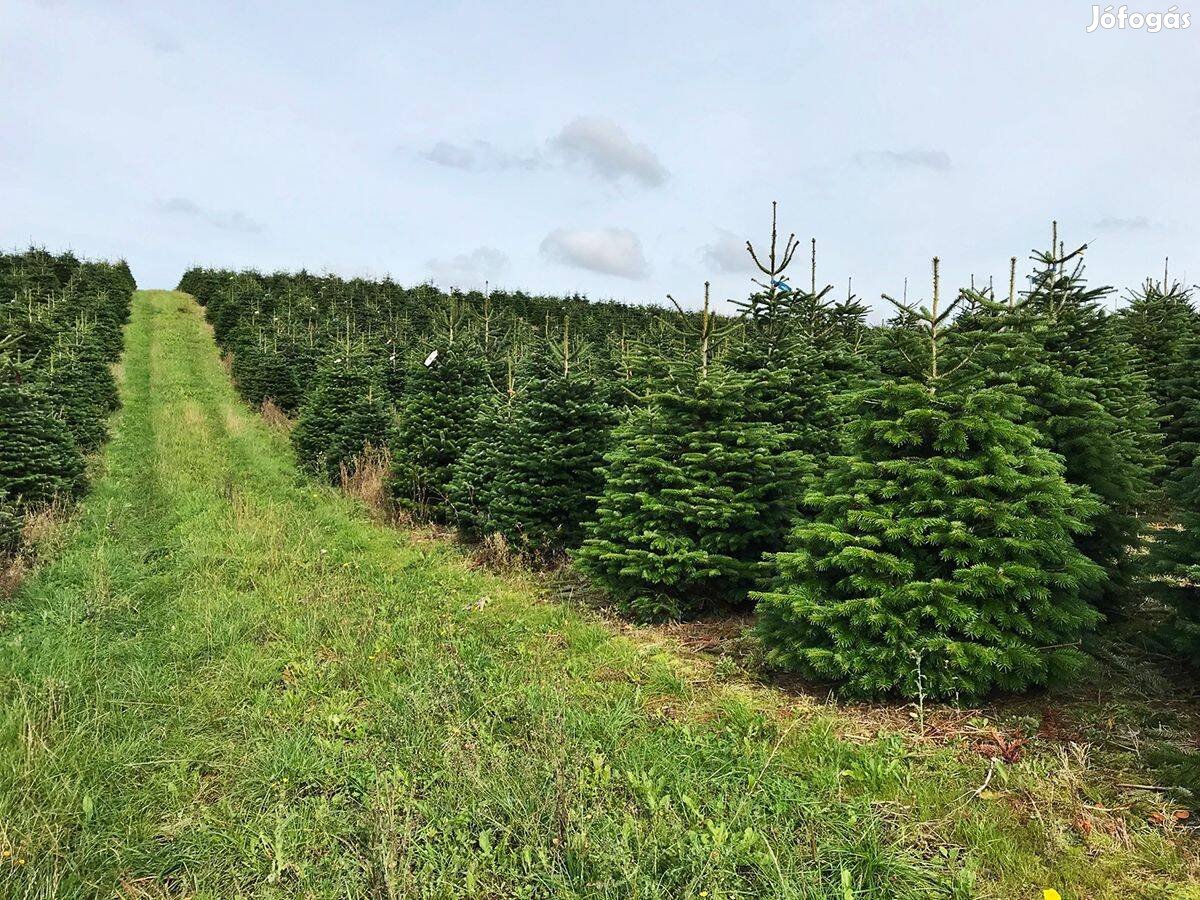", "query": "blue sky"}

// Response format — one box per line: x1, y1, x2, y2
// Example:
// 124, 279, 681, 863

3, 0, 1198, 314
